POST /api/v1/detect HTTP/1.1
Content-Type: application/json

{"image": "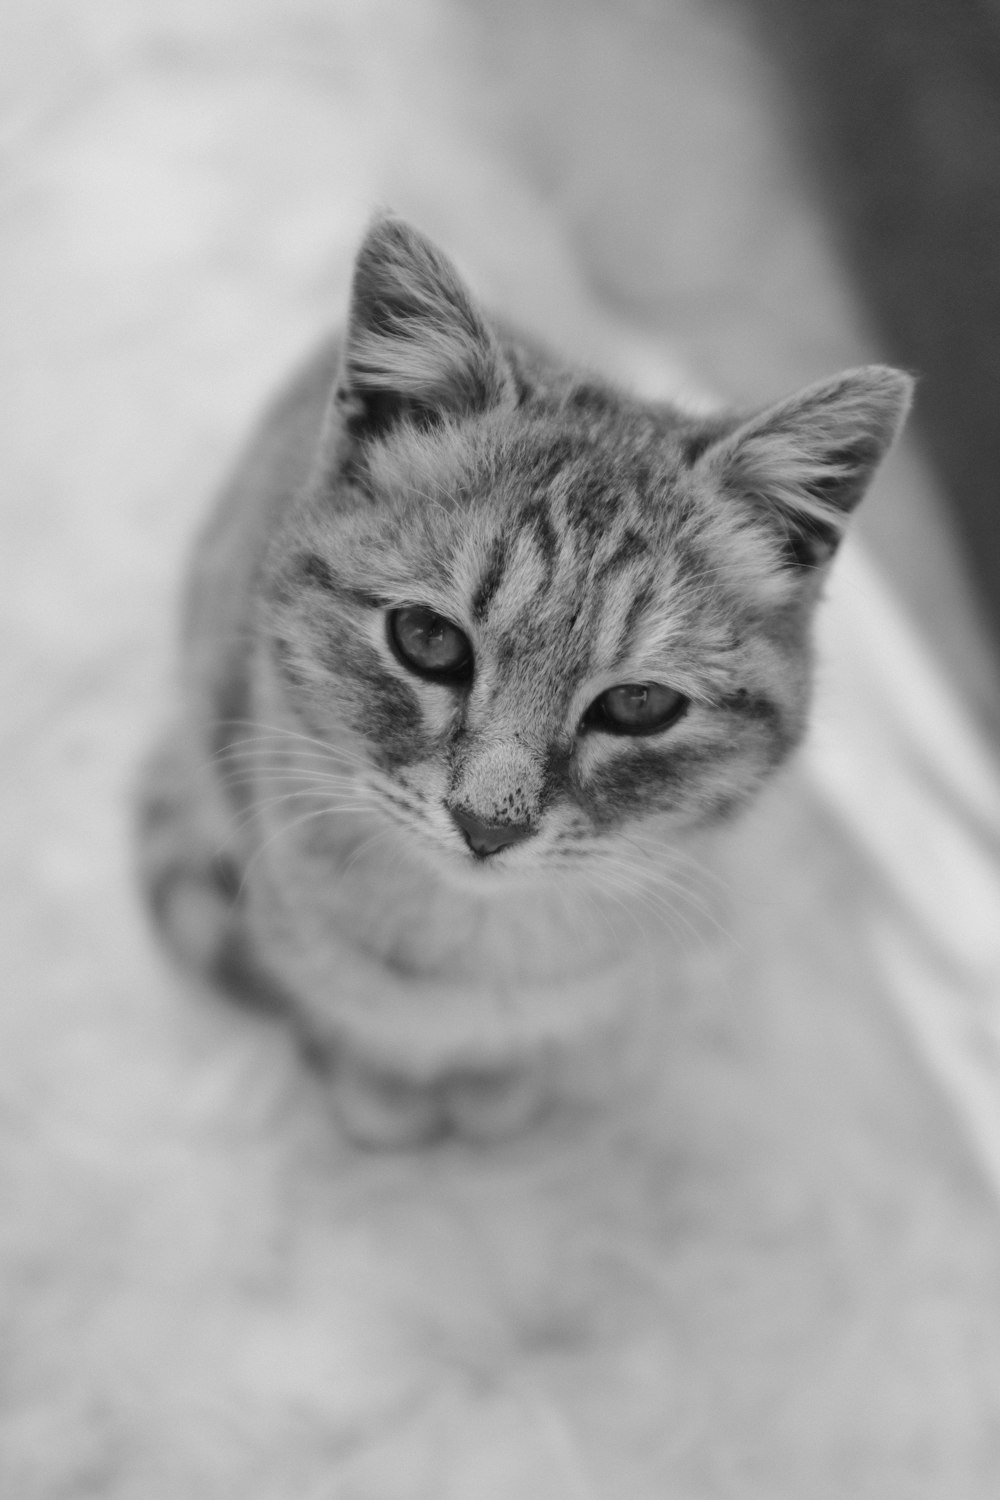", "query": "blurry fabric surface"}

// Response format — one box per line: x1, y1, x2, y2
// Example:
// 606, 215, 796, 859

750, 0, 1000, 671
3, 1, 1000, 1494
